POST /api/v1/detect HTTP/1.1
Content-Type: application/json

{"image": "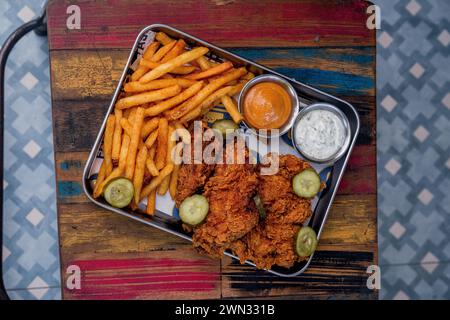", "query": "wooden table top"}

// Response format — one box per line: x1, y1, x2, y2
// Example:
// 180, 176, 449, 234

48, 0, 377, 299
